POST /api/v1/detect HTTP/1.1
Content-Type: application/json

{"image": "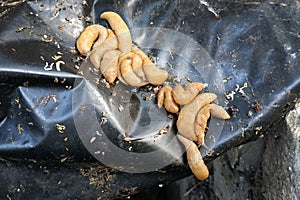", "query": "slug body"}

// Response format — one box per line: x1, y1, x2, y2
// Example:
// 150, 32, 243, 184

177, 134, 209, 181
132, 47, 168, 85
76, 24, 108, 56
119, 53, 148, 86
157, 85, 179, 113
100, 11, 132, 53
177, 93, 217, 142
194, 104, 211, 146
172, 82, 207, 105
100, 50, 121, 83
